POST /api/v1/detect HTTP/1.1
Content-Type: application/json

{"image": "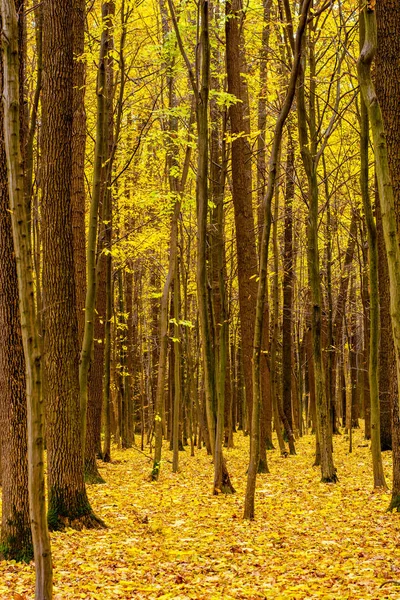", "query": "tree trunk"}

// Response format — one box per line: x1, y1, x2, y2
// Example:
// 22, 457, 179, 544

376, 201, 394, 451
41, 0, 102, 531
358, 1, 400, 503
172, 264, 181, 473
359, 88, 385, 484
1, 0, 53, 594
374, 0, 400, 505
282, 126, 296, 454
226, 0, 258, 425
0, 56, 32, 561
79, 2, 112, 448
85, 255, 106, 482
71, 0, 87, 345
296, 10, 337, 483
